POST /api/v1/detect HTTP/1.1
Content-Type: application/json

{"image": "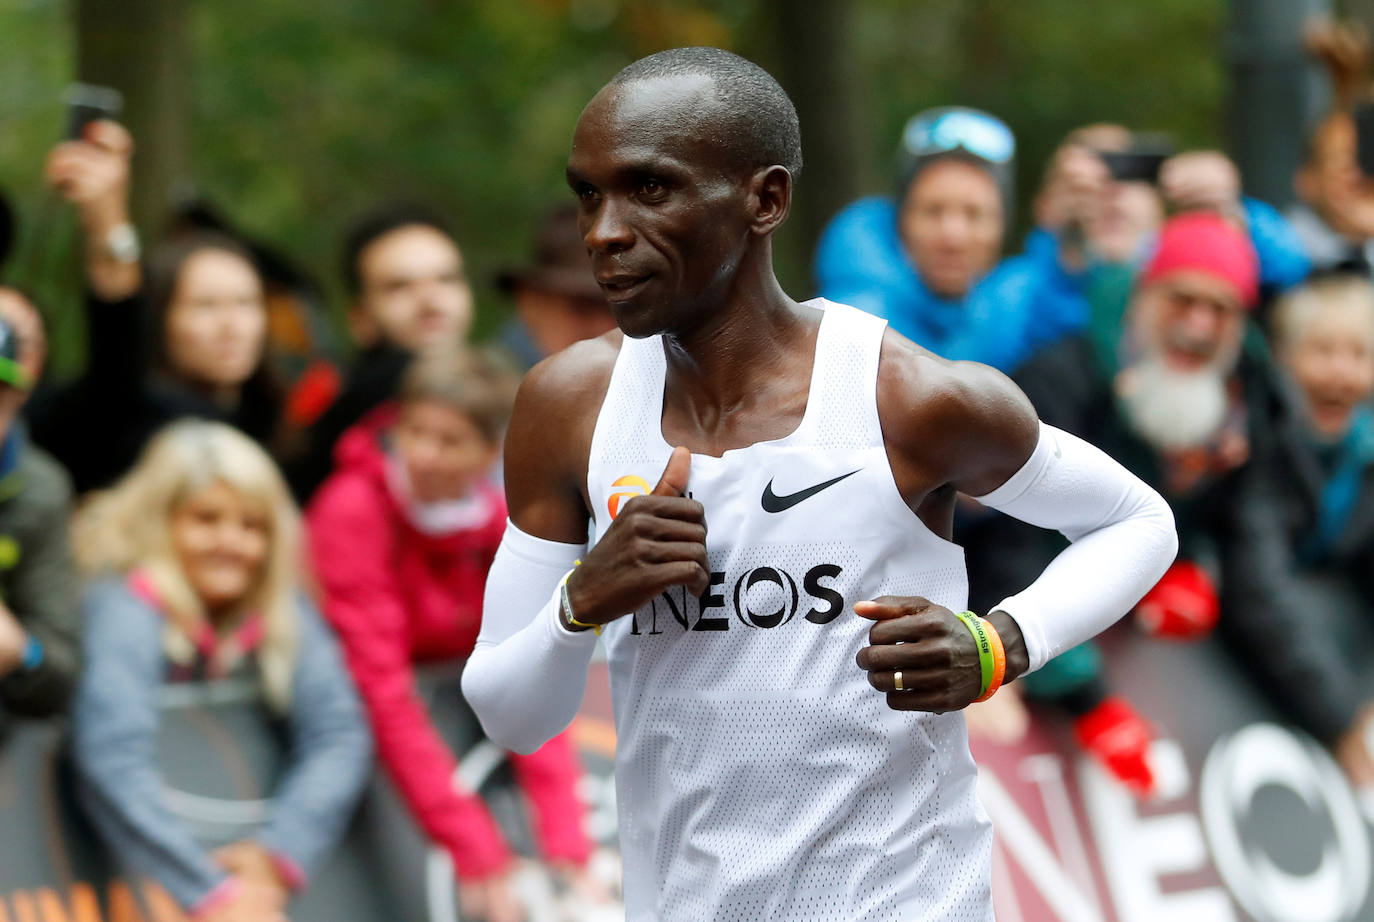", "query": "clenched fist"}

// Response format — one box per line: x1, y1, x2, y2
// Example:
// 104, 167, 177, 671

855, 596, 1028, 713
565, 446, 709, 629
